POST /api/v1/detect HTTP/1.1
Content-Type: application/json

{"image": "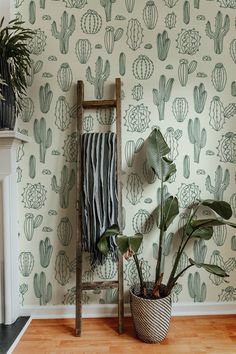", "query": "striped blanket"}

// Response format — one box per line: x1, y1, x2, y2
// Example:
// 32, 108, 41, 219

81, 132, 118, 267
